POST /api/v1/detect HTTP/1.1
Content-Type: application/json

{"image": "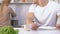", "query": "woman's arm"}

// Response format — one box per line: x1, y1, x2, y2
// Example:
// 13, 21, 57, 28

26, 4, 39, 30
